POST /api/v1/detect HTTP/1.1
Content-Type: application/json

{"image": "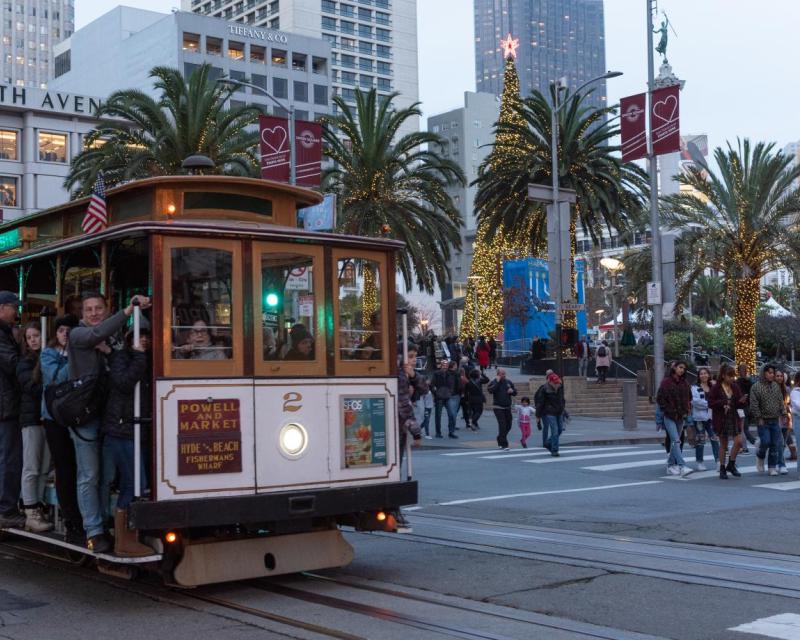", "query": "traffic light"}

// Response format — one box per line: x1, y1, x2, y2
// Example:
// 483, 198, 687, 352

265, 291, 280, 308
